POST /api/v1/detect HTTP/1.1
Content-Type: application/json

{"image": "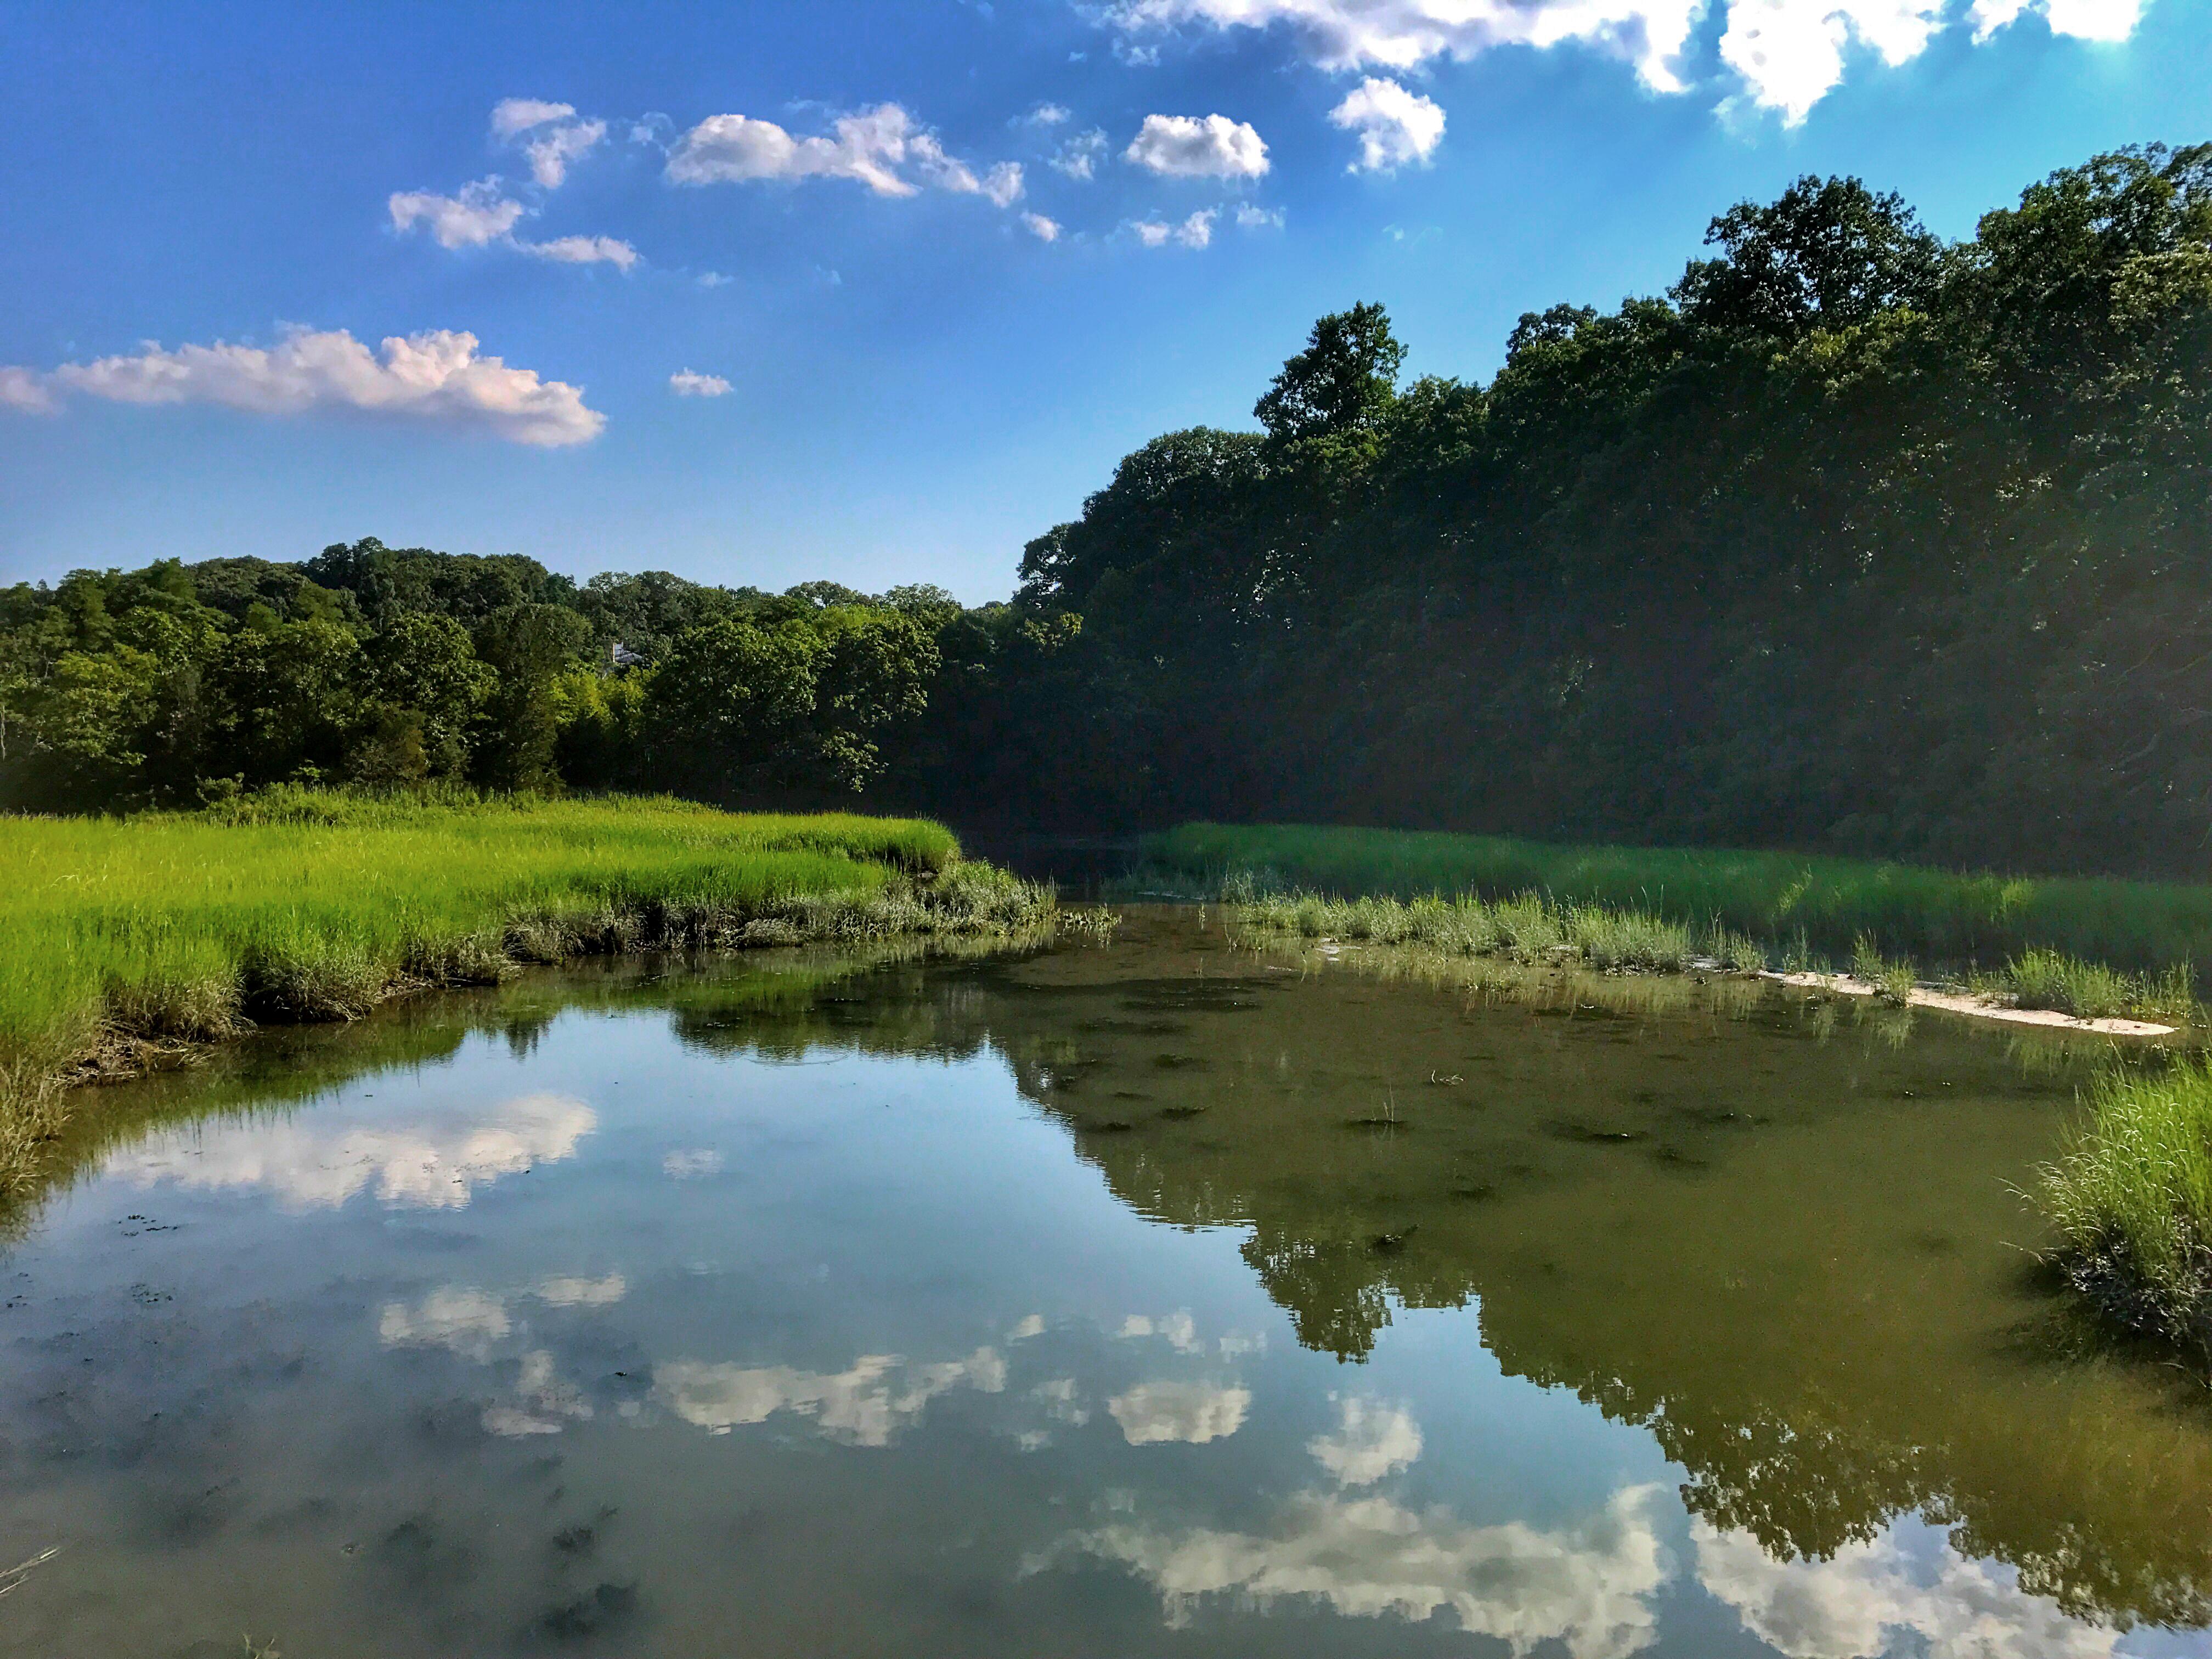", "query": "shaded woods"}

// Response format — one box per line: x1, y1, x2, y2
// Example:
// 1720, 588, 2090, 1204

5, 140, 2209, 876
